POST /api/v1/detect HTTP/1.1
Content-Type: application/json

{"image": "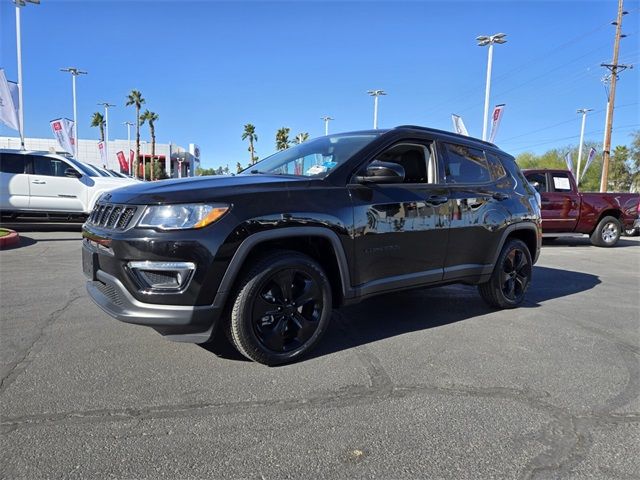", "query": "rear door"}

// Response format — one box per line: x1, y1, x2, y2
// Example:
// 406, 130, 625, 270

27, 155, 86, 212
440, 142, 512, 280
543, 171, 580, 232
0, 153, 30, 209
